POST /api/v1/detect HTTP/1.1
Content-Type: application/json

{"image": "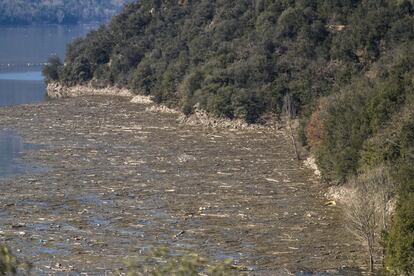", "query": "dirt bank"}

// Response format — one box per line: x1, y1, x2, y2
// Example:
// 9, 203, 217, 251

0, 96, 364, 274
